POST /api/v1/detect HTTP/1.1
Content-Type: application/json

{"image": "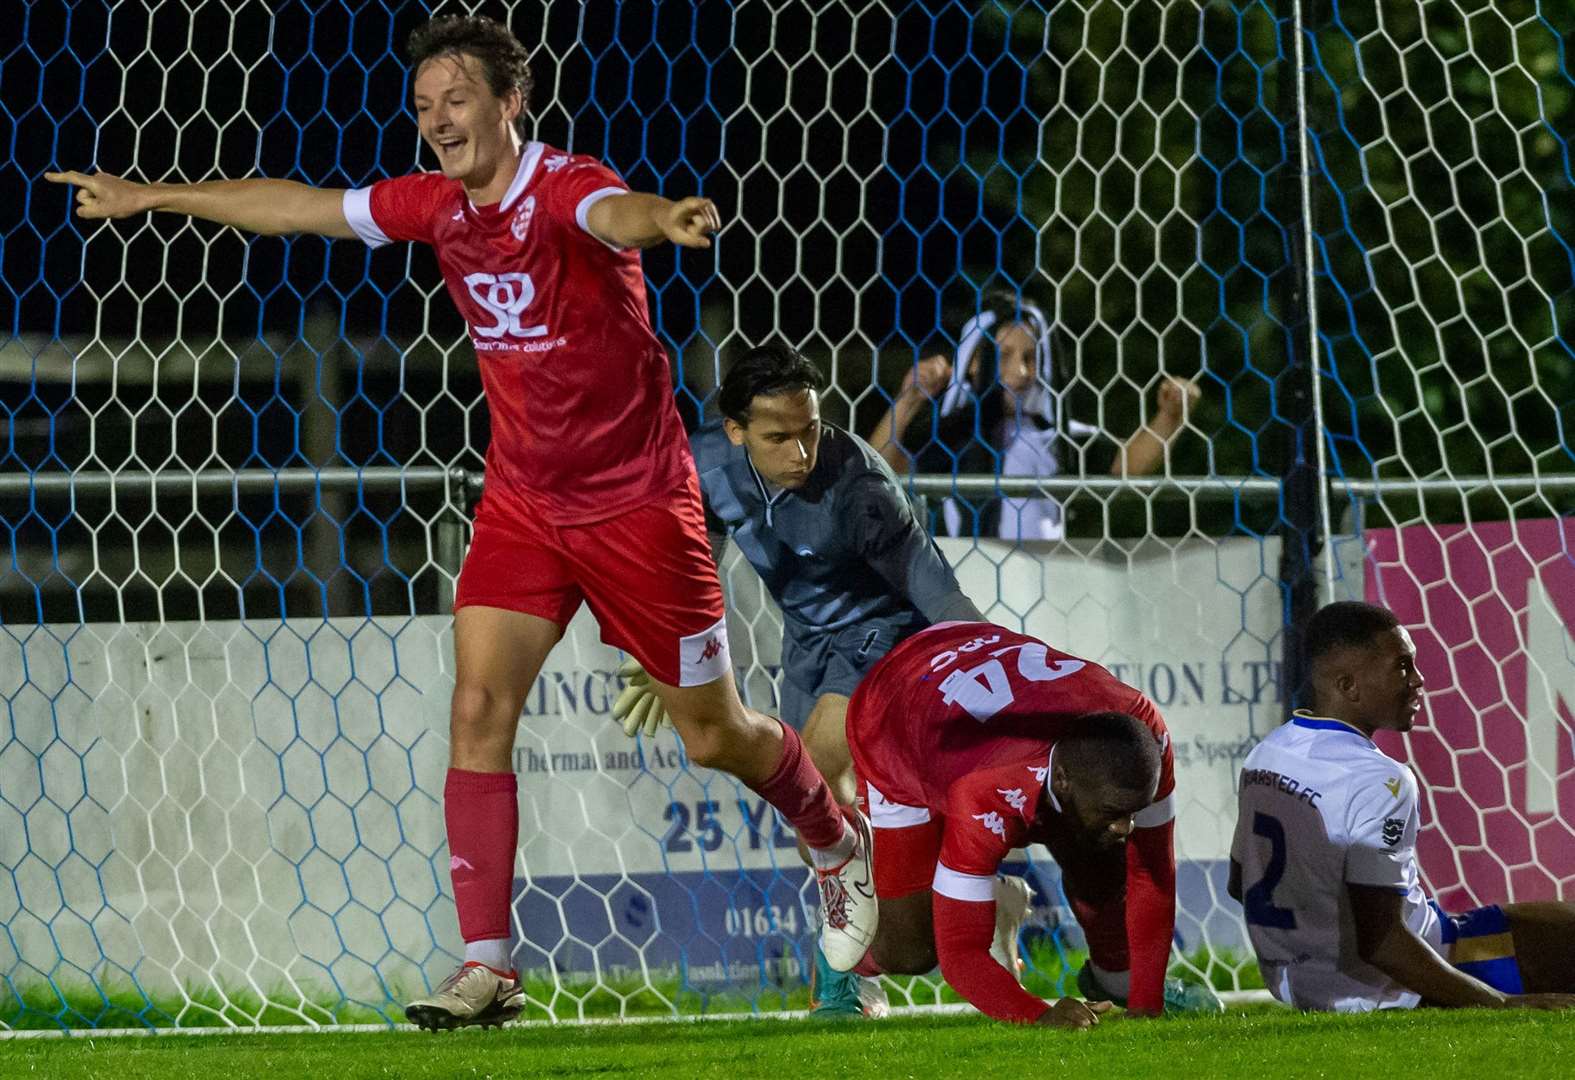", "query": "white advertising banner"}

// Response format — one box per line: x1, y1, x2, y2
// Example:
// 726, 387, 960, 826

2, 534, 1337, 994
